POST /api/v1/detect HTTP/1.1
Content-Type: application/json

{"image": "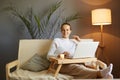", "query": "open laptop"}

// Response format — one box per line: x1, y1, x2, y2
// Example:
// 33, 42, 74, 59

73, 42, 99, 58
